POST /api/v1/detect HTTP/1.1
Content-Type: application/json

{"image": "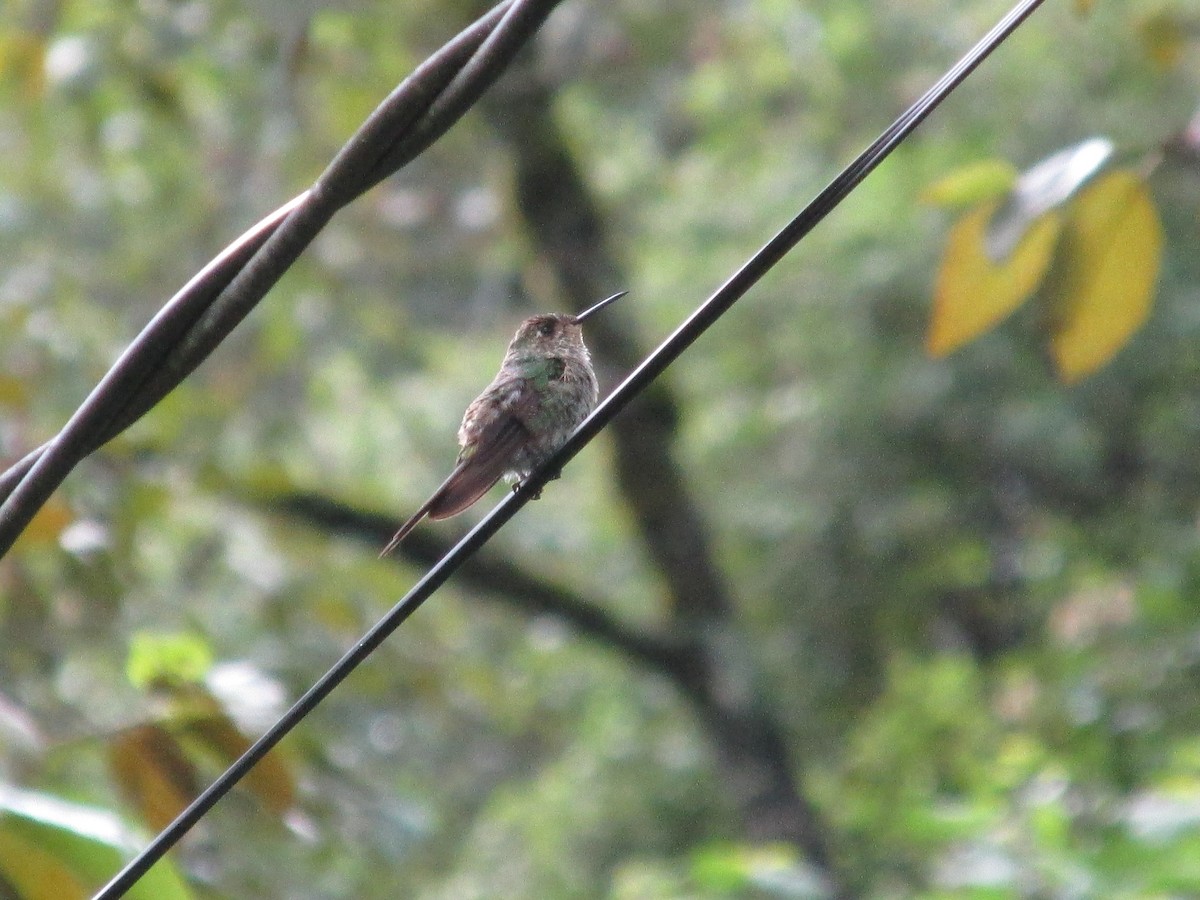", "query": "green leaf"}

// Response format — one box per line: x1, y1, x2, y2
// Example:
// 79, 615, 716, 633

691, 843, 754, 892
0, 826, 88, 900
125, 632, 214, 689
0, 784, 193, 900
921, 160, 1017, 208
689, 842, 801, 894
